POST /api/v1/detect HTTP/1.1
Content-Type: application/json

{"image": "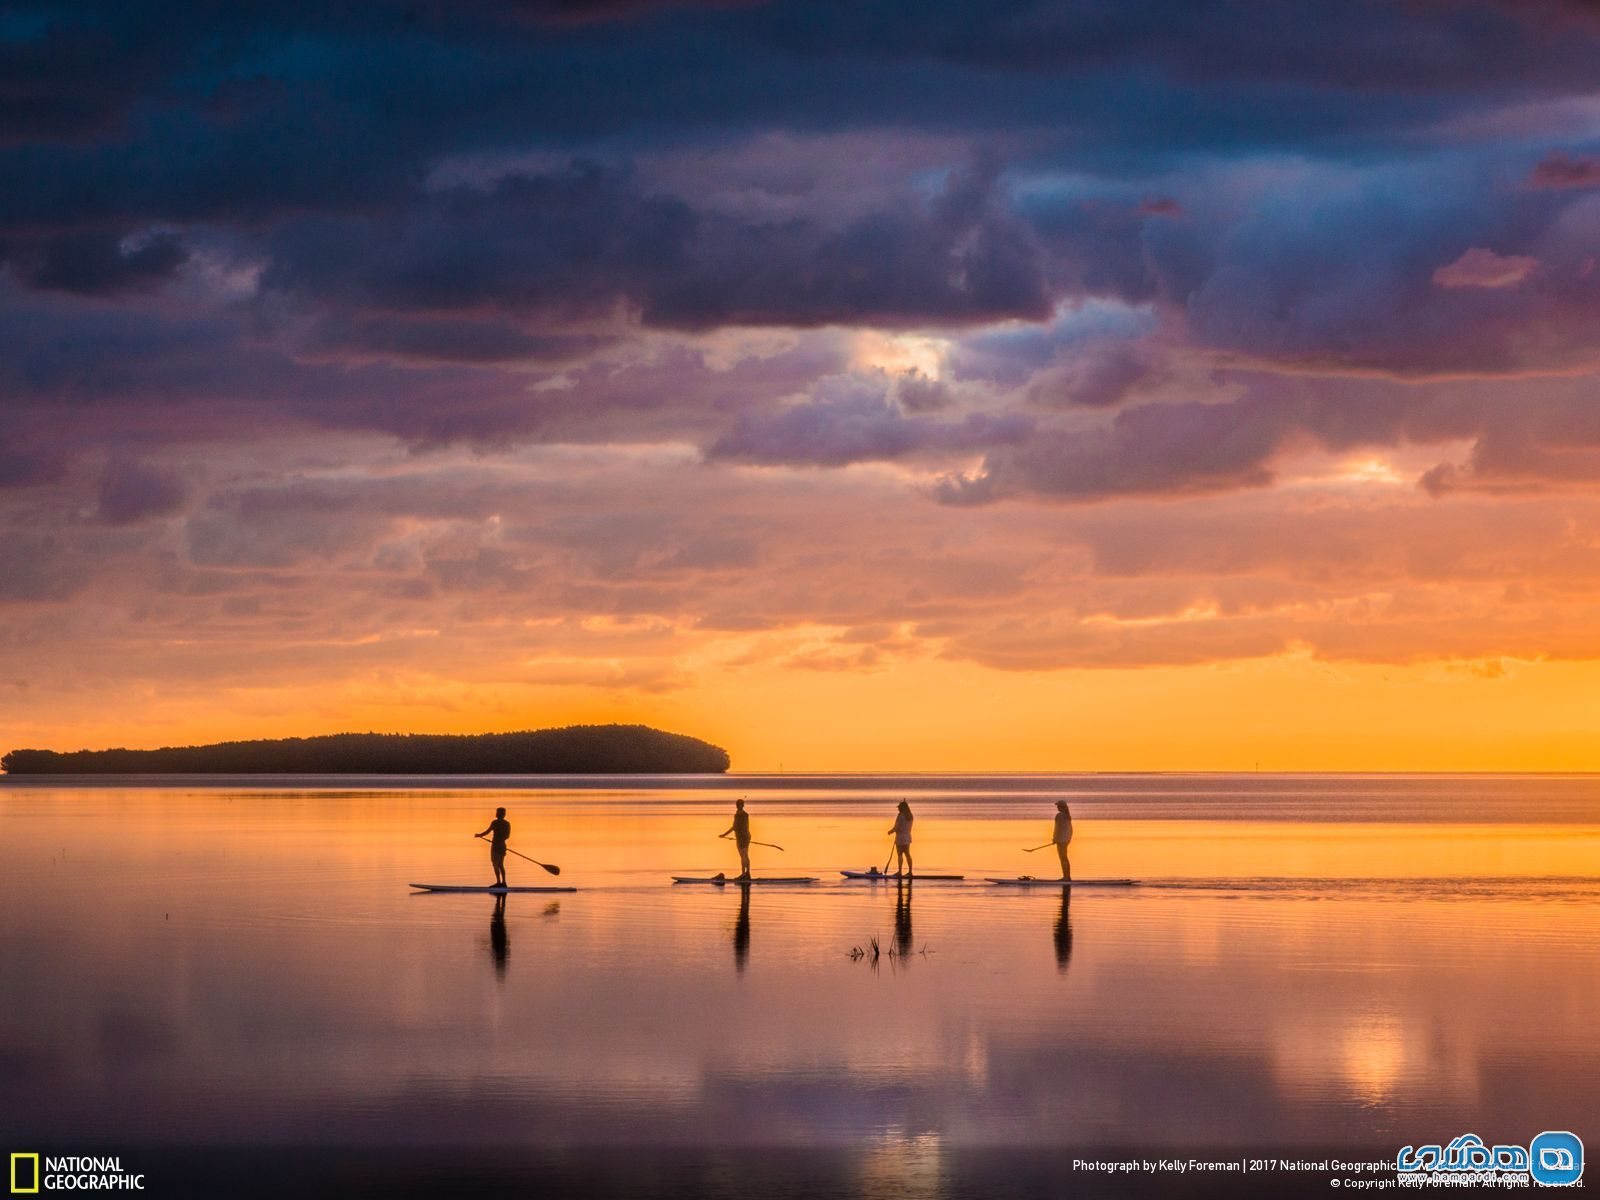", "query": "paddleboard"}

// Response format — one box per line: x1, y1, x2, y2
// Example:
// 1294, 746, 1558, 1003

985, 877, 1136, 887
411, 883, 577, 893
671, 875, 817, 885
840, 870, 965, 881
